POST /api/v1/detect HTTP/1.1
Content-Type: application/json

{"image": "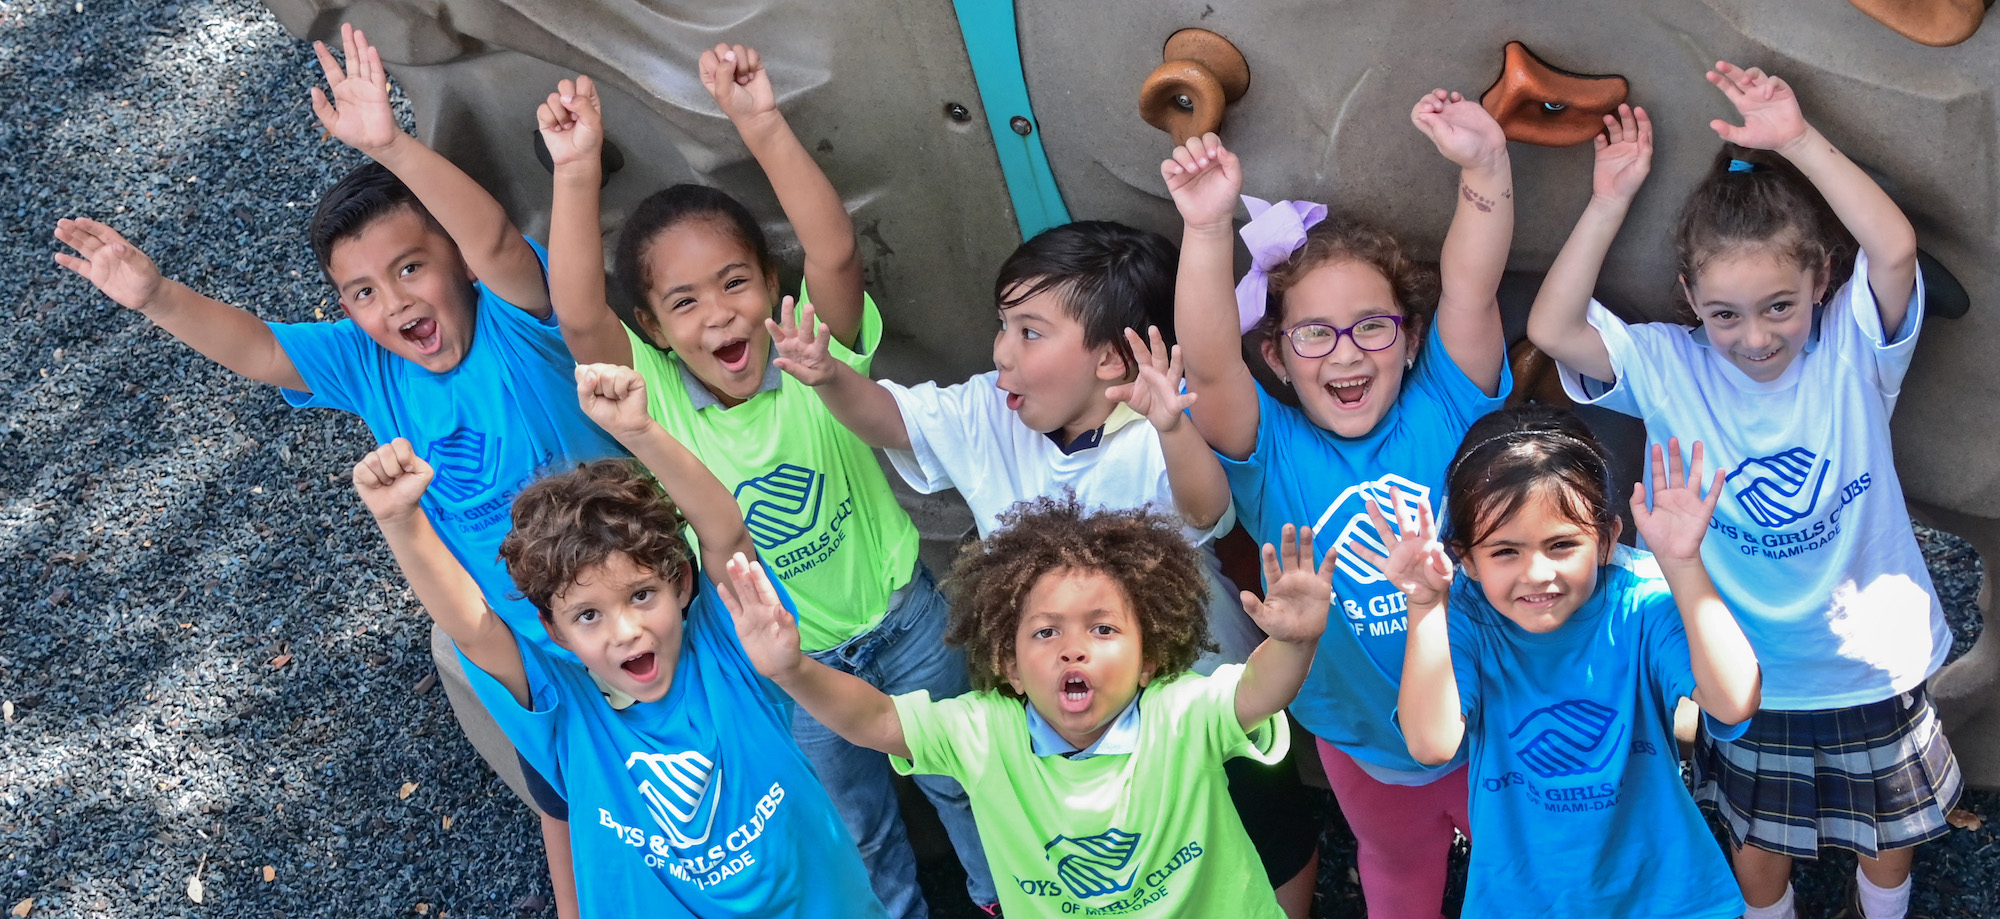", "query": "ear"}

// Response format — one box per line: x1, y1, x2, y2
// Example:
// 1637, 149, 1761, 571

1258, 334, 1291, 383
1401, 313, 1426, 366
1137, 658, 1159, 688
1810, 257, 1832, 305
1678, 274, 1697, 315
763, 267, 782, 309
1092, 340, 1130, 383
1455, 550, 1481, 583
541, 613, 571, 652
676, 564, 697, 615
1004, 653, 1024, 696
632, 302, 668, 348
1601, 518, 1625, 564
